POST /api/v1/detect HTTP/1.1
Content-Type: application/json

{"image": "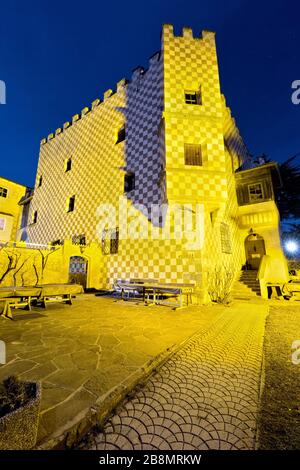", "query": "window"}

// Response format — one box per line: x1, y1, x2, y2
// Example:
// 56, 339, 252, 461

32, 211, 38, 224
248, 183, 264, 202
185, 89, 201, 105
51, 239, 63, 246
116, 125, 125, 143
67, 195, 75, 213
184, 144, 202, 166
72, 234, 86, 246
102, 228, 119, 255
220, 223, 232, 254
38, 175, 43, 187
0, 218, 5, 230
124, 172, 135, 192
0, 187, 8, 198
65, 158, 72, 172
